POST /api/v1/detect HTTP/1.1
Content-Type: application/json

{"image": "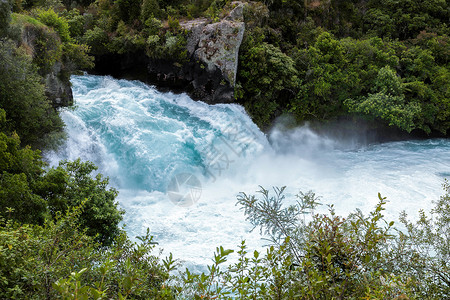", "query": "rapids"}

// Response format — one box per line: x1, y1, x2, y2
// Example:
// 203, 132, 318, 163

45, 75, 450, 269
